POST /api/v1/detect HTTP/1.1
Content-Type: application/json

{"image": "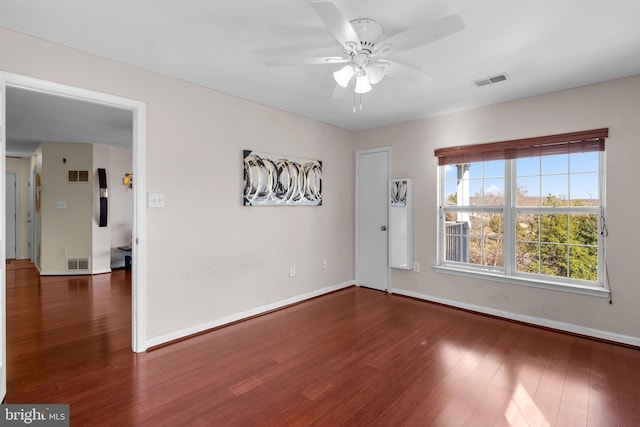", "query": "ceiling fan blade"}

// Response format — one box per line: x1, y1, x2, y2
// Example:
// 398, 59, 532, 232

383, 14, 464, 53
385, 60, 434, 86
331, 77, 355, 99
311, 1, 360, 52
331, 84, 349, 99
265, 57, 350, 67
